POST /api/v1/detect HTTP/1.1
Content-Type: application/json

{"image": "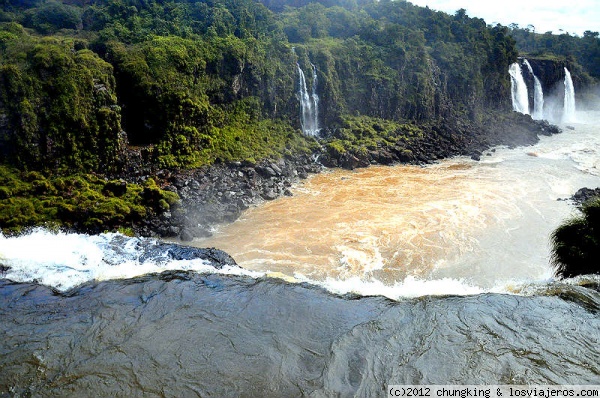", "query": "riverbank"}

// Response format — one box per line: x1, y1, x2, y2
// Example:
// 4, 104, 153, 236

142, 112, 561, 241
0, 111, 561, 241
